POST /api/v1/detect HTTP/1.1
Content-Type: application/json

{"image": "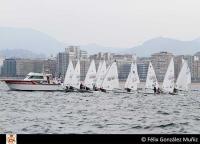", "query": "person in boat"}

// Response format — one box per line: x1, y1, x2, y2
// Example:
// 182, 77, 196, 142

153, 86, 157, 94
93, 84, 99, 91
125, 88, 131, 92
66, 86, 69, 90
80, 83, 84, 90
100, 87, 106, 92
173, 88, 178, 93
69, 86, 74, 90
86, 87, 90, 91
157, 87, 161, 94
47, 76, 50, 84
